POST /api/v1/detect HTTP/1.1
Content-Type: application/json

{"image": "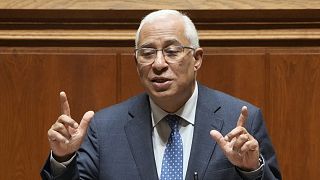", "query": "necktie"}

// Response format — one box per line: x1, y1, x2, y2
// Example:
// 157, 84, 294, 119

160, 115, 183, 180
